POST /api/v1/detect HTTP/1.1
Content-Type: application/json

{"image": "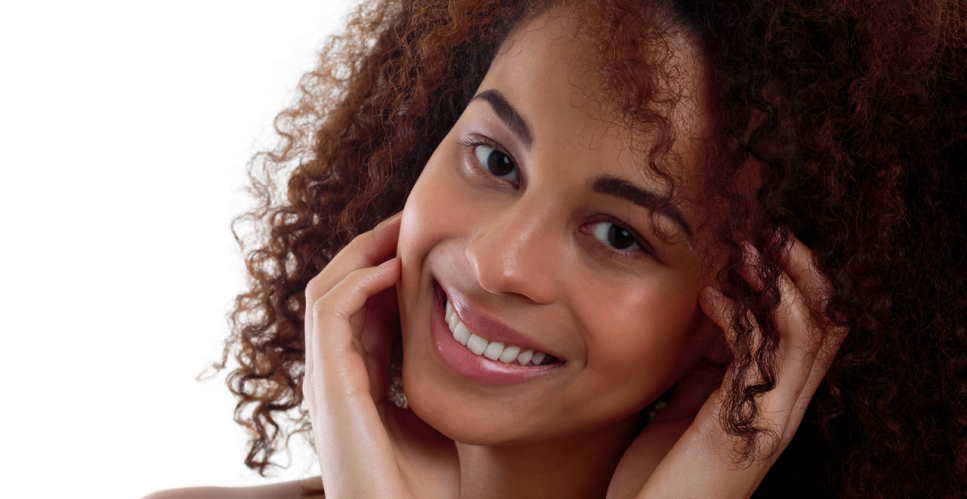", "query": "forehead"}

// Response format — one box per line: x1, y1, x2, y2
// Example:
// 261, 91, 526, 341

476, 7, 712, 199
